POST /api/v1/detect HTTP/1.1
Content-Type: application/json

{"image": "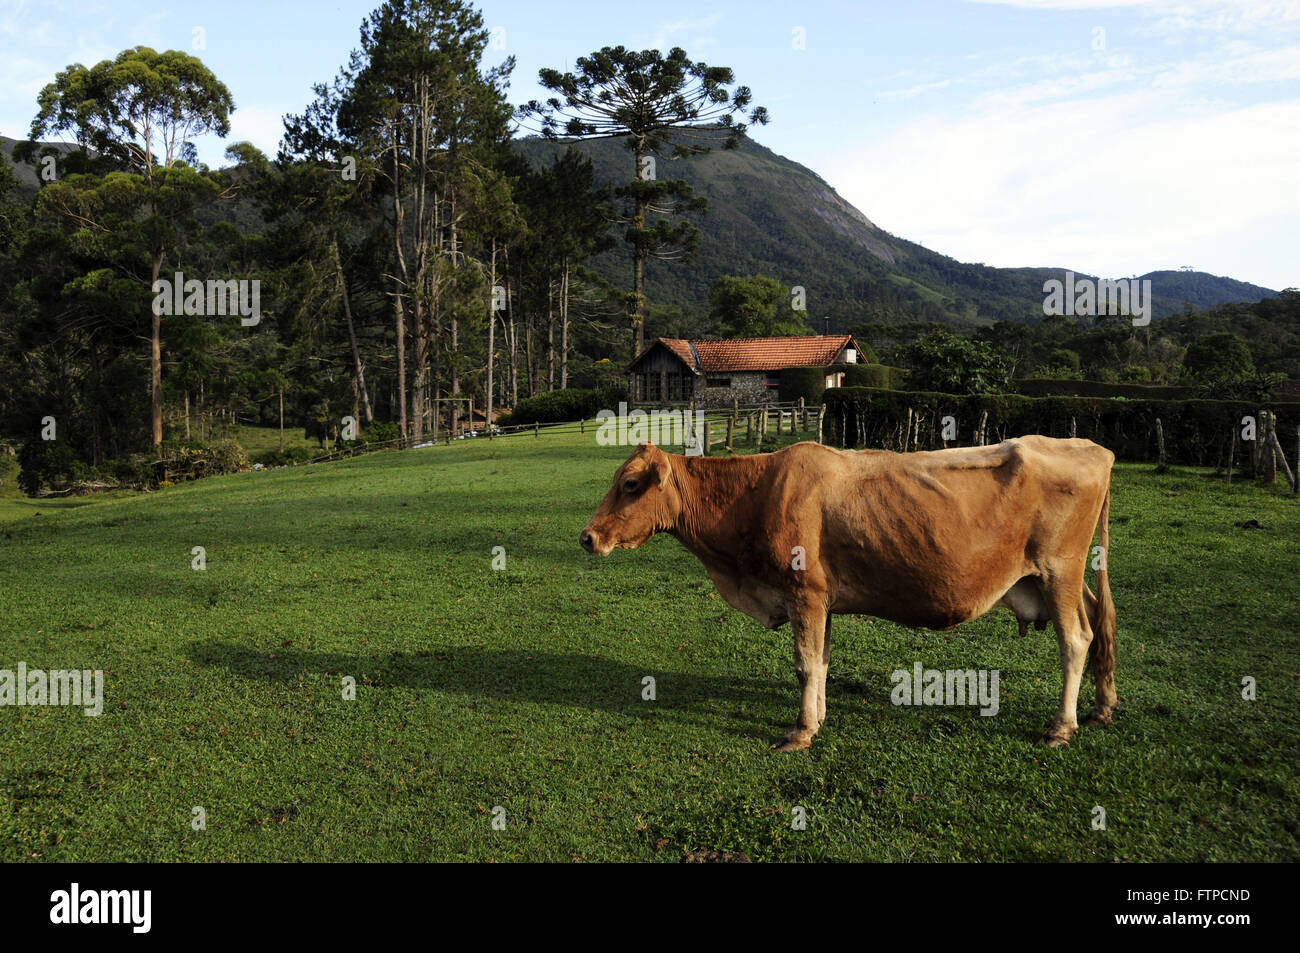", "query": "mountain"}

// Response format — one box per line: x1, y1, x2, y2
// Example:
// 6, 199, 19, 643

4, 133, 1278, 327
514, 134, 1278, 328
